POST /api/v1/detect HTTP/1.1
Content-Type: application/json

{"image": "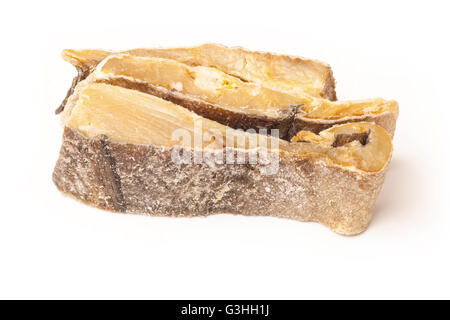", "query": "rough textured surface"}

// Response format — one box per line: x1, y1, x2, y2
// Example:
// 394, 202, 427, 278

53, 127, 388, 235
